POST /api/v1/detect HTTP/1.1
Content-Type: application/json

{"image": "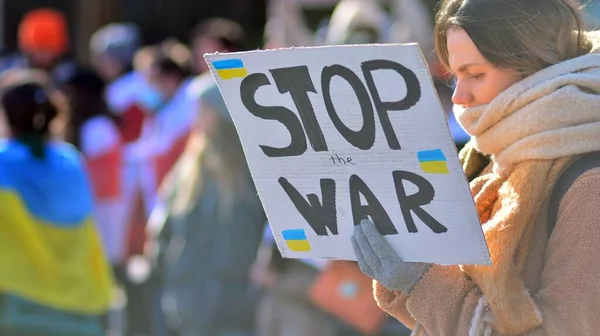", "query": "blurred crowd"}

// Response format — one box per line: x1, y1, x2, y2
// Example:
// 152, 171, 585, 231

0, 1, 471, 336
